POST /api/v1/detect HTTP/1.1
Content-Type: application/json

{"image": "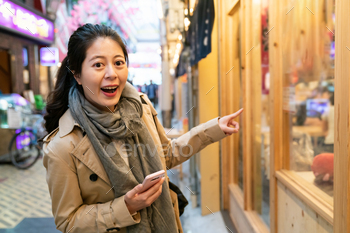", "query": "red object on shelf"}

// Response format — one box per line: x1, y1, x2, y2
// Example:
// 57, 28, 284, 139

311, 153, 334, 182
